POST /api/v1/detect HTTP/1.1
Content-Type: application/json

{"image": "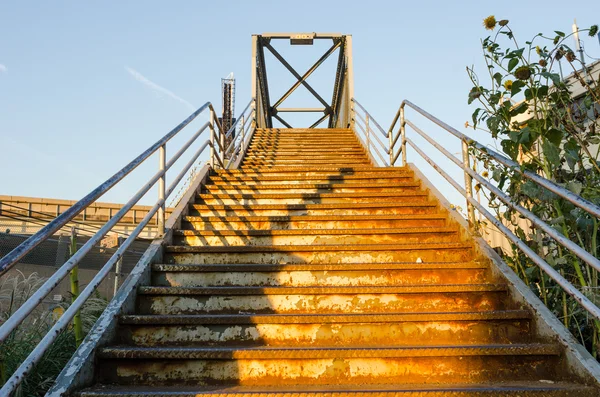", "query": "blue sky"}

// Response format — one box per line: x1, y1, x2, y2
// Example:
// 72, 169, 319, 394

1, 1, 599, 207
